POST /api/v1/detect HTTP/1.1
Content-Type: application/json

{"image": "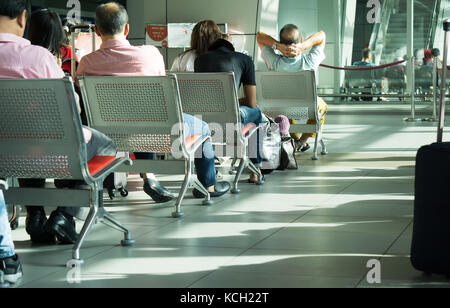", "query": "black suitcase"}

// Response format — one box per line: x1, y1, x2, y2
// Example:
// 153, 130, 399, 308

411, 19, 450, 276
411, 143, 450, 275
